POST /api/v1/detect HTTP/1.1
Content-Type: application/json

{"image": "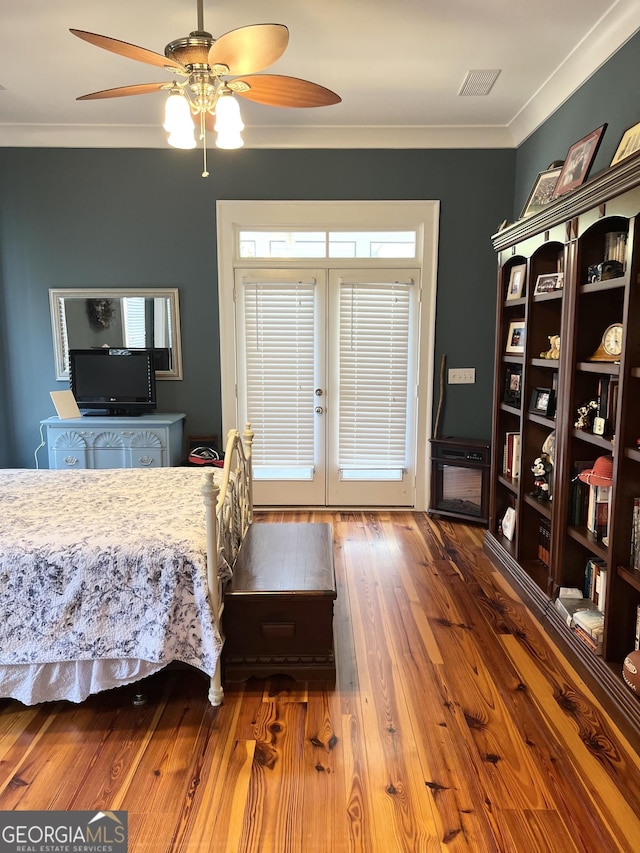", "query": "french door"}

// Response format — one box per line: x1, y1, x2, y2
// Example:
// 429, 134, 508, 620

235, 267, 419, 506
